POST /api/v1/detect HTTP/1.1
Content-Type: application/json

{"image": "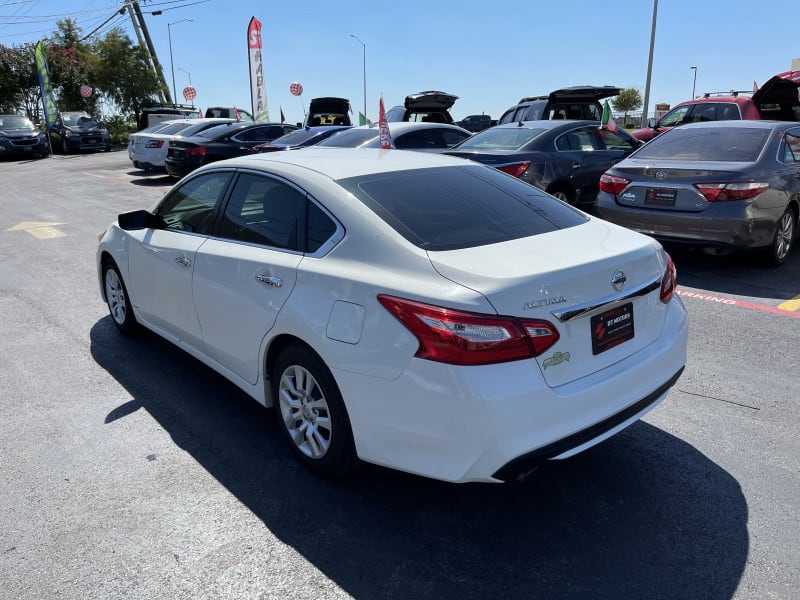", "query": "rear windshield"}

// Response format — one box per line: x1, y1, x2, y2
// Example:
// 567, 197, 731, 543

337, 165, 587, 251
196, 123, 245, 139
270, 128, 324, 145
153, 122, 193, 136
454, 127, 546, 151
635, 127, 770, 162
317, 128, 378, 147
